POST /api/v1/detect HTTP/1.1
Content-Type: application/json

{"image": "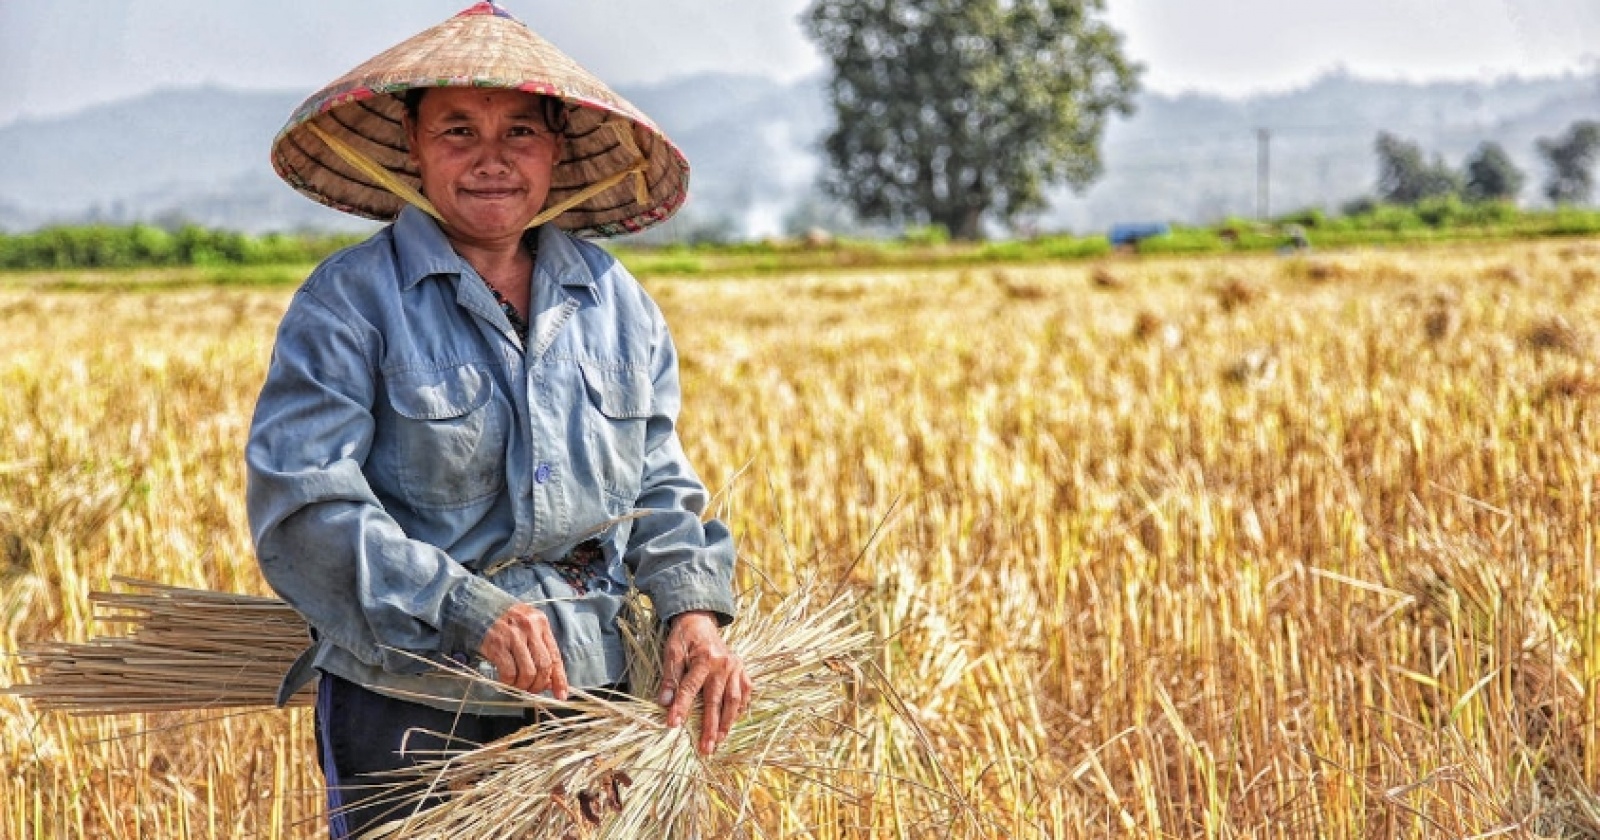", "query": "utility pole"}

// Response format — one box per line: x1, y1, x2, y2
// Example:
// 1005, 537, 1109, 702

1256, 128, 1272, 221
